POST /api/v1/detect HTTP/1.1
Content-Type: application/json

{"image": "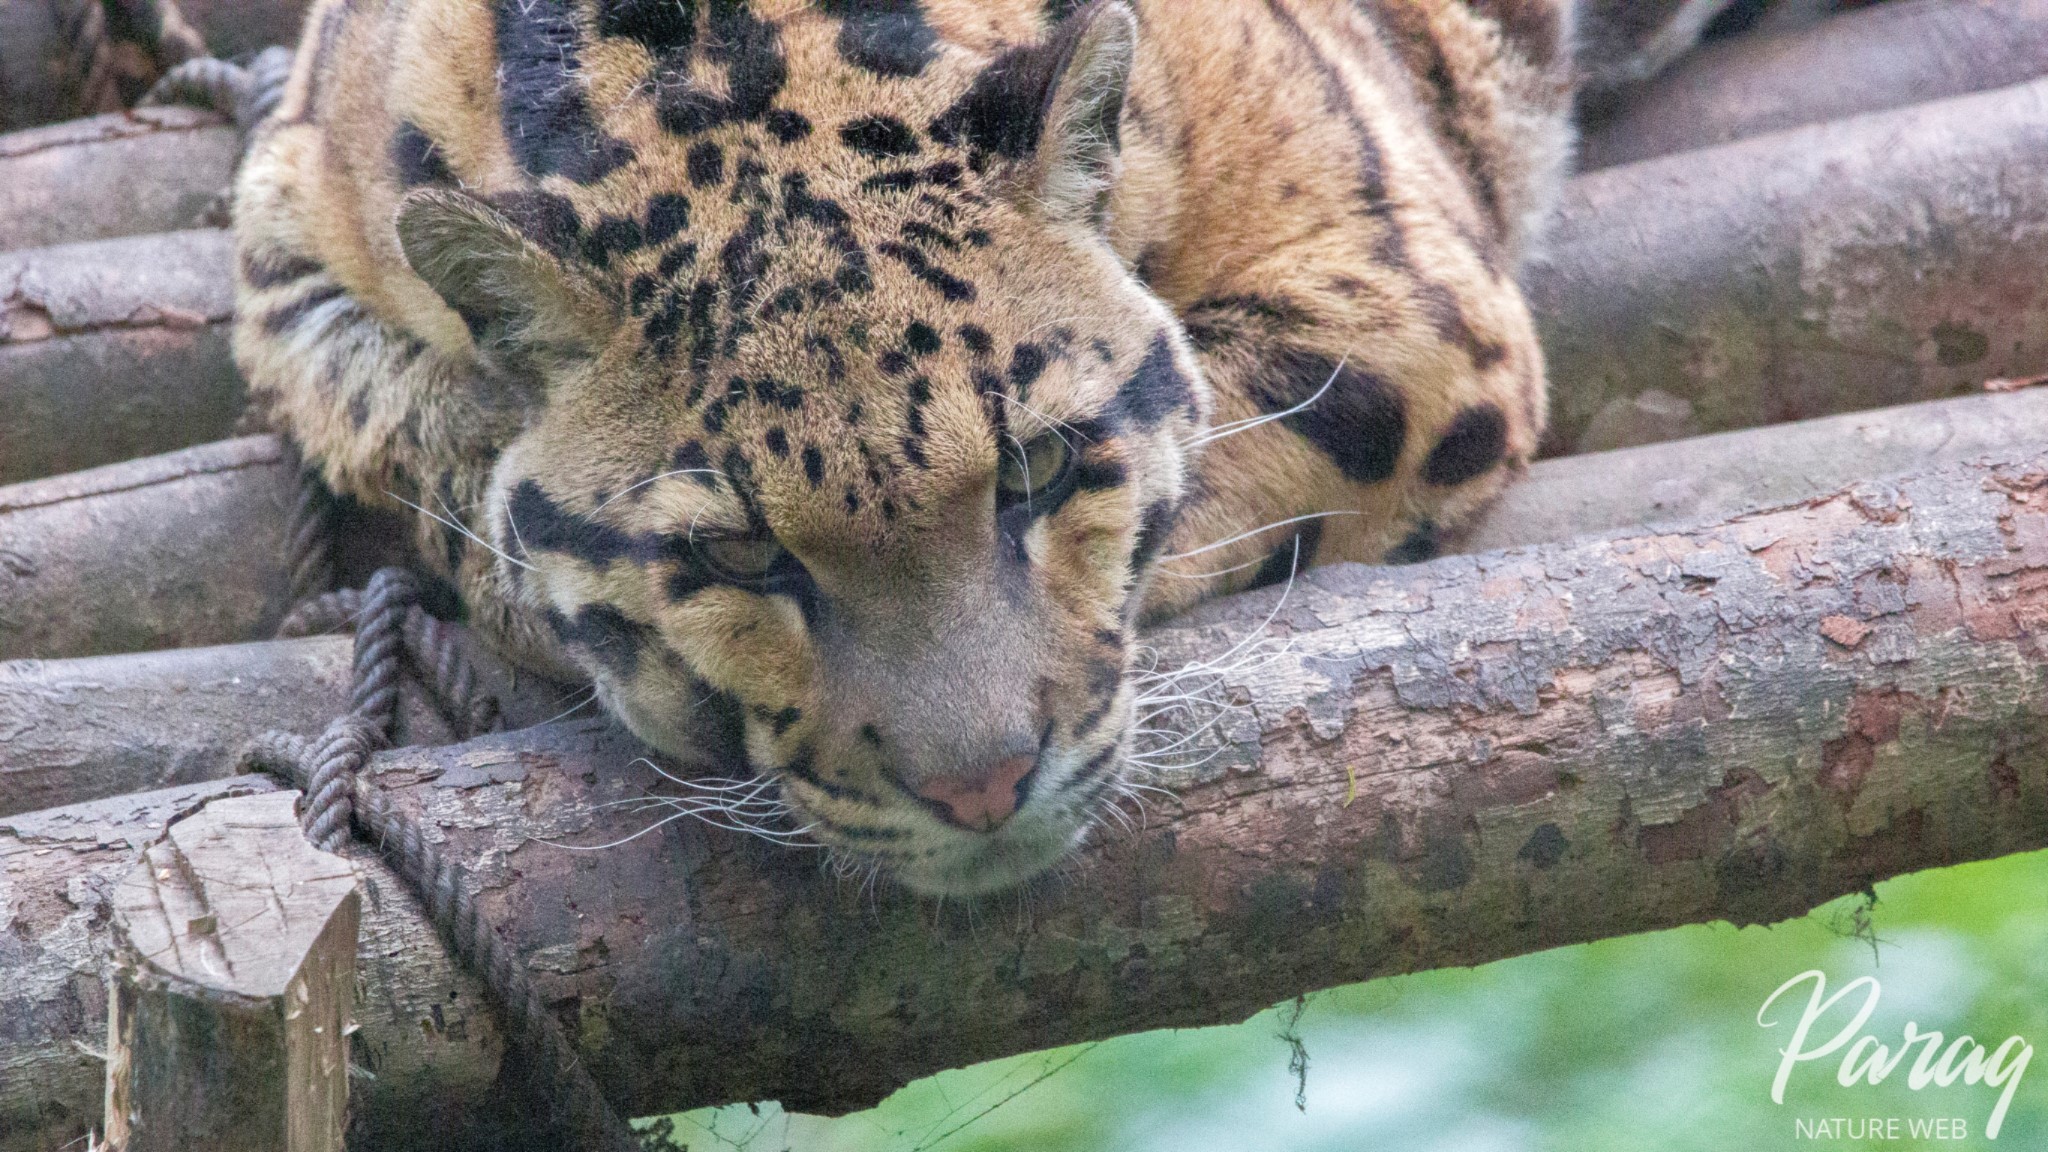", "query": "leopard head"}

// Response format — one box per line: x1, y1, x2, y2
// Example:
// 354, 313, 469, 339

395, 2, 1206, 894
